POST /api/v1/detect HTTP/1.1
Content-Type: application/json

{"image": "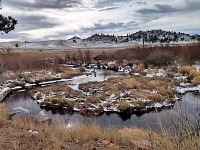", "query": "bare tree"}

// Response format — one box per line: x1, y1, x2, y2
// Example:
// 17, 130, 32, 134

78, 49, 84, 62
84, 50, 92, 64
